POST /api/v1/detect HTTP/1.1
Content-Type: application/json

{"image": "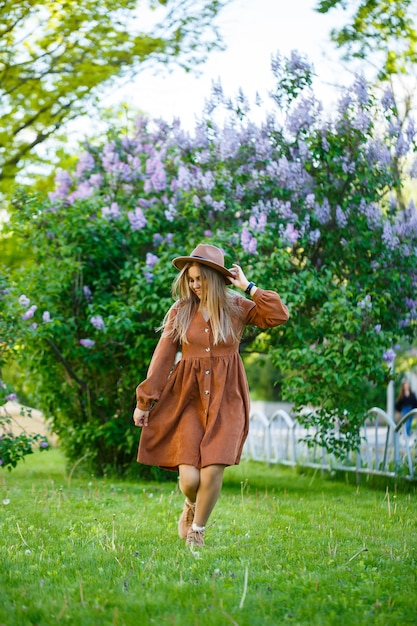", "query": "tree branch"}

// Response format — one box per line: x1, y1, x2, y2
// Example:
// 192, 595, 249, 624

45, 338, 87, 389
